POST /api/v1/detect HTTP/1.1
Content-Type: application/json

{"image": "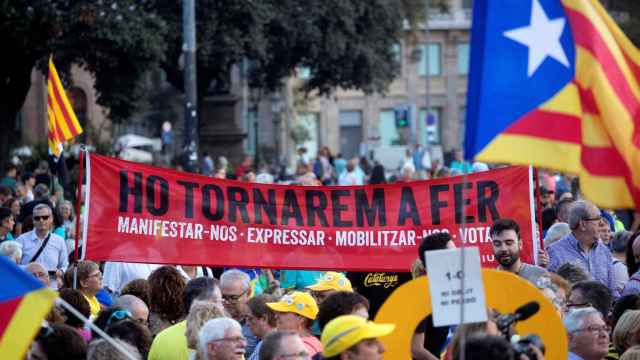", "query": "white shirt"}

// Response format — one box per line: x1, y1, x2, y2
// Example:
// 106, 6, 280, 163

103, 262, 161, 294
16, 230, 68, 271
